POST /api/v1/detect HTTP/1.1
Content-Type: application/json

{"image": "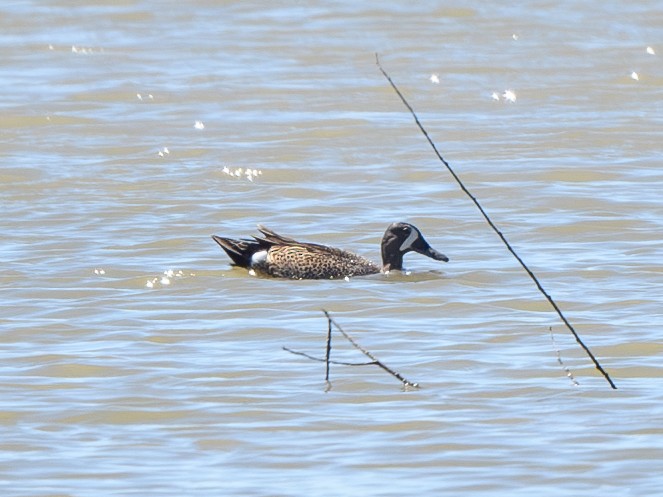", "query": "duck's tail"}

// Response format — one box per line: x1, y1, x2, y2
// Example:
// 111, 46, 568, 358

211, 235, 260, 268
